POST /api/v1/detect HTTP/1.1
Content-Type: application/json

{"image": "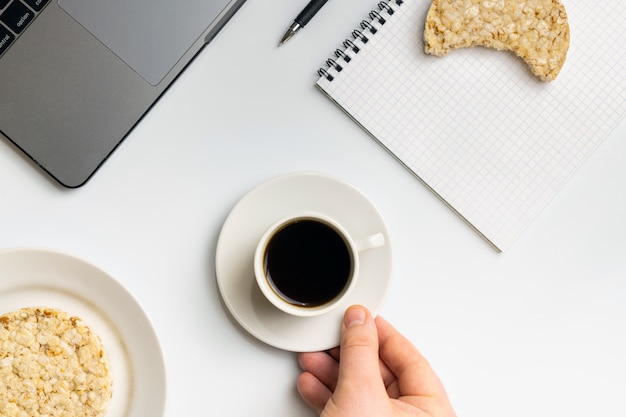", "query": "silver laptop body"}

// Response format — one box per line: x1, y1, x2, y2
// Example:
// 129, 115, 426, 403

0, 0, 246, 187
